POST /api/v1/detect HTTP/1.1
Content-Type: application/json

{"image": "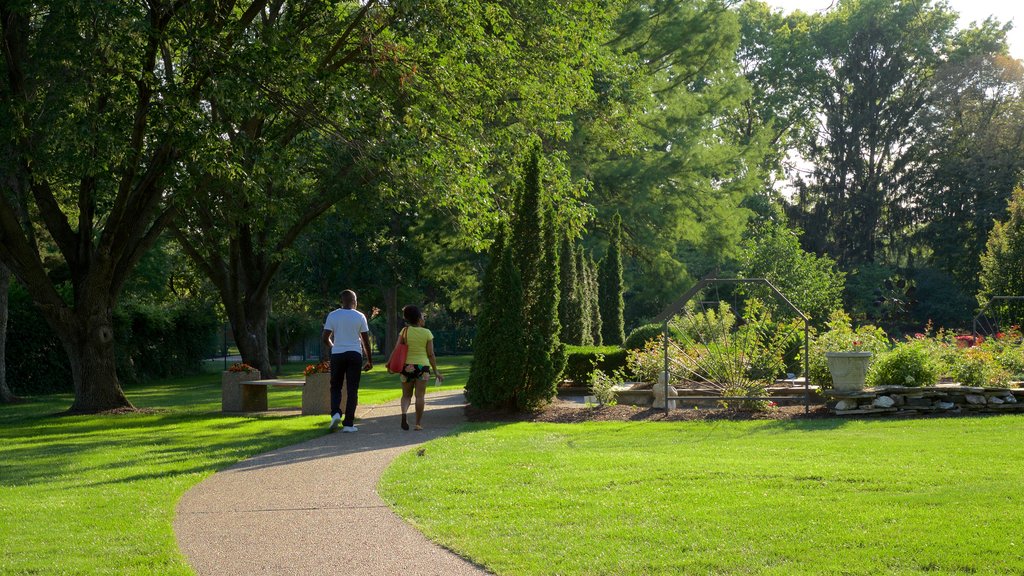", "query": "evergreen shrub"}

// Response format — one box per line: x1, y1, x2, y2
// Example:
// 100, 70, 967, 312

563, 345, 627, 386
